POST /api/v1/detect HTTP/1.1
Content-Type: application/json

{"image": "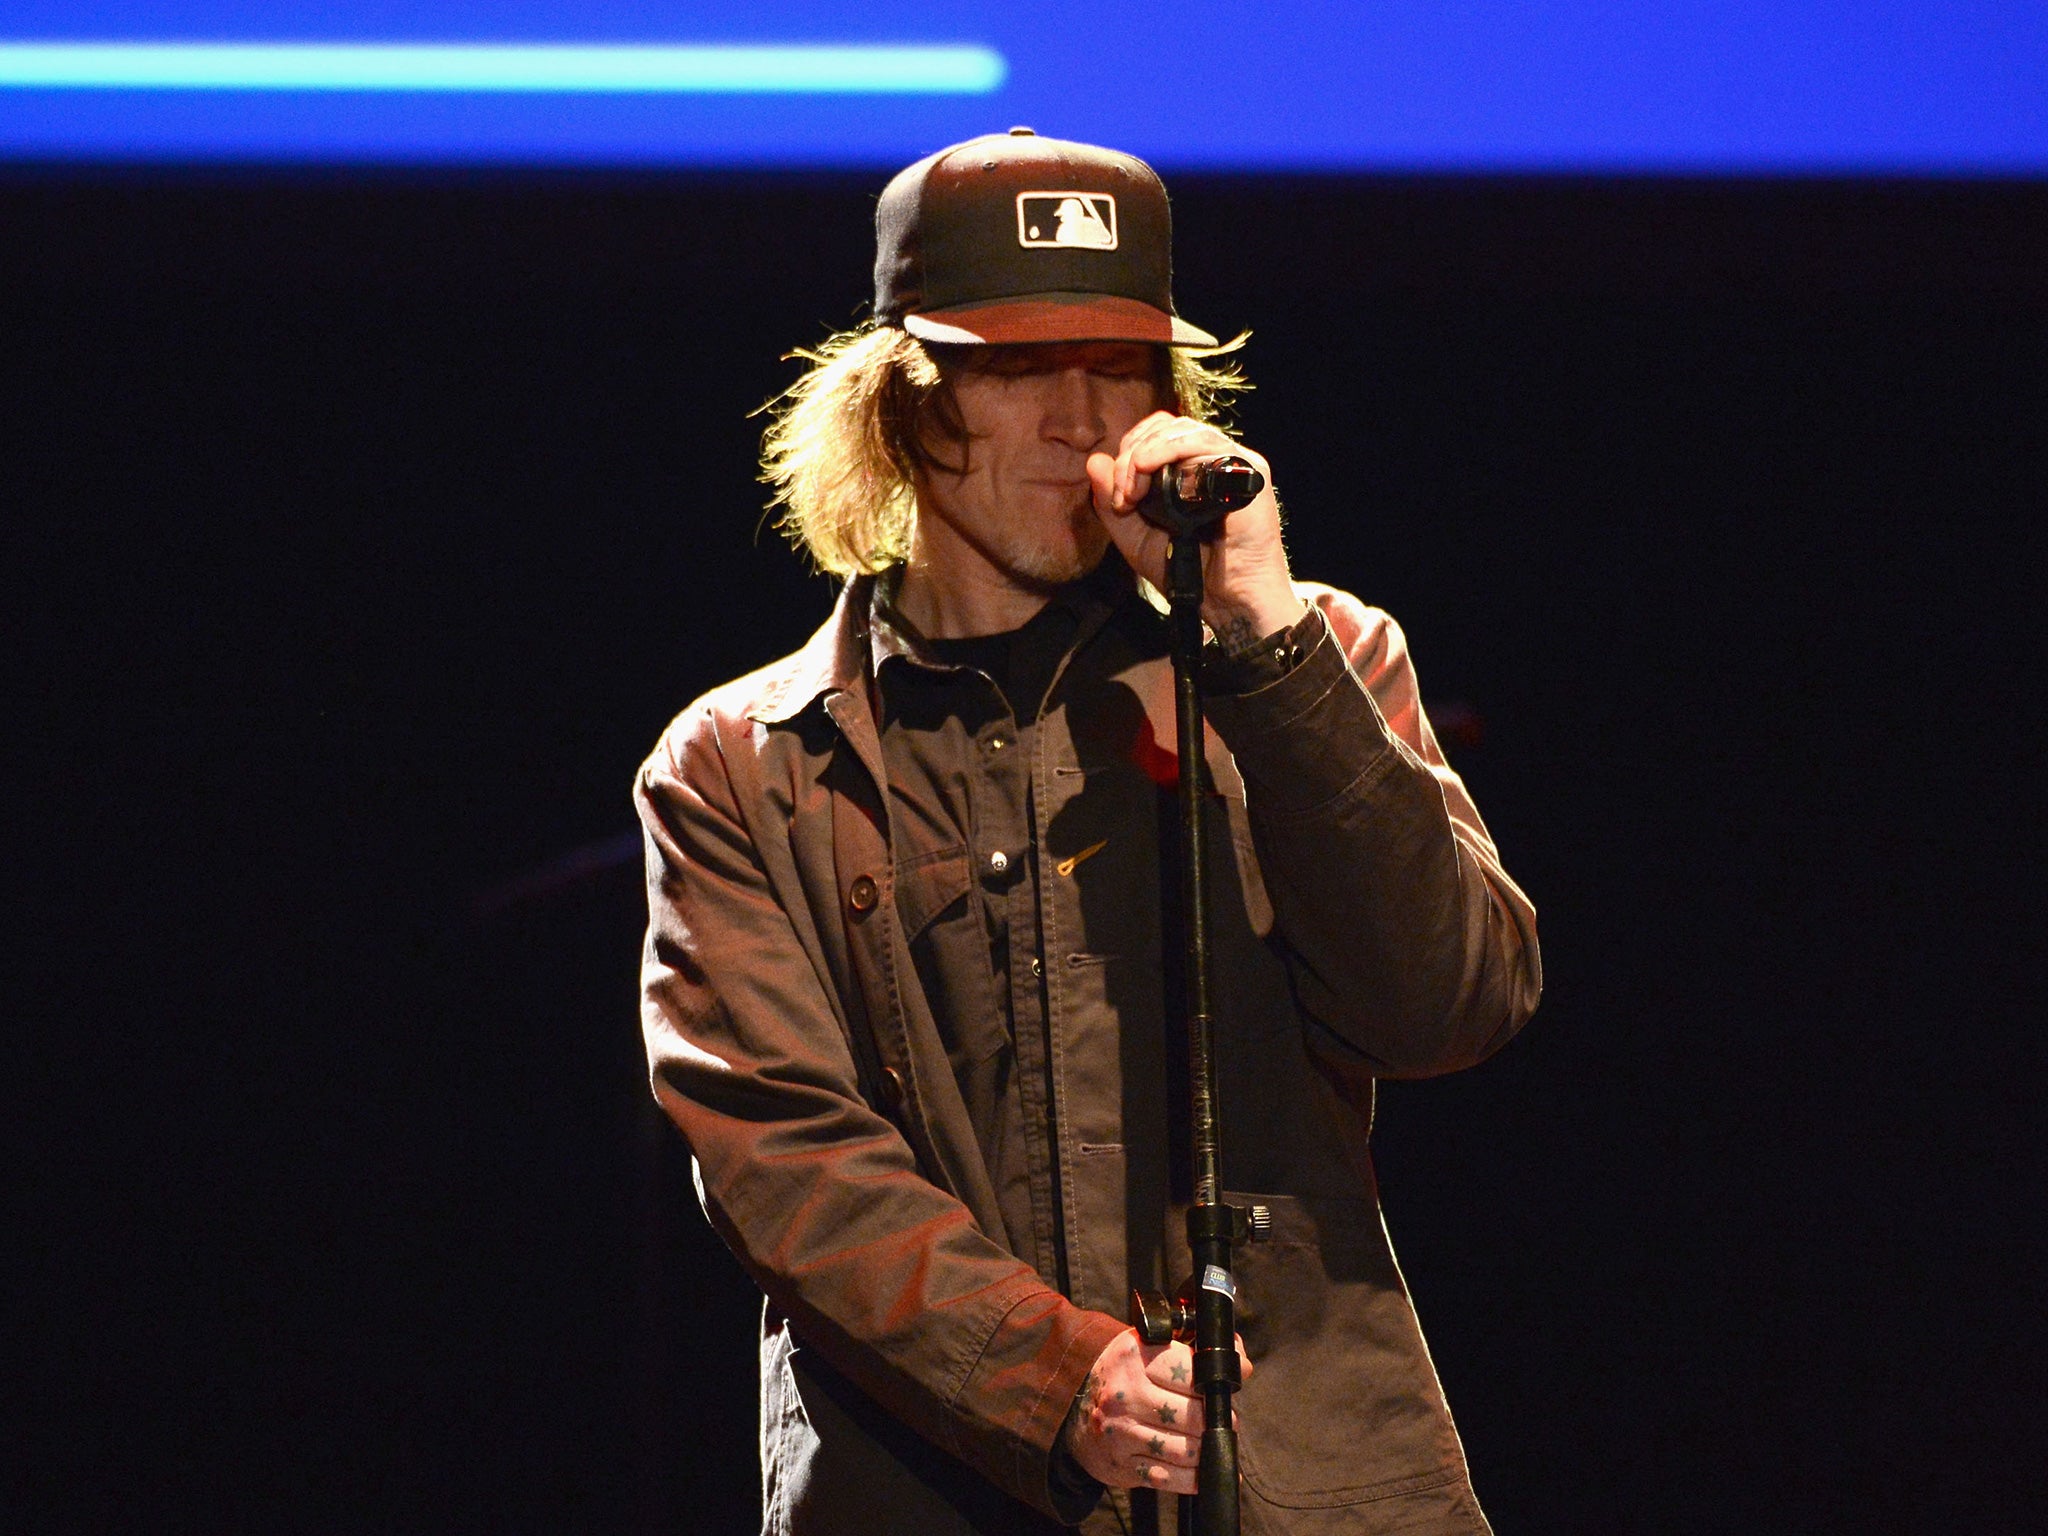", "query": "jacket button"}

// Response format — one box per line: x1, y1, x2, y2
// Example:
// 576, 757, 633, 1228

848, 874, 879, 914
880, 1066, 906, 1112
